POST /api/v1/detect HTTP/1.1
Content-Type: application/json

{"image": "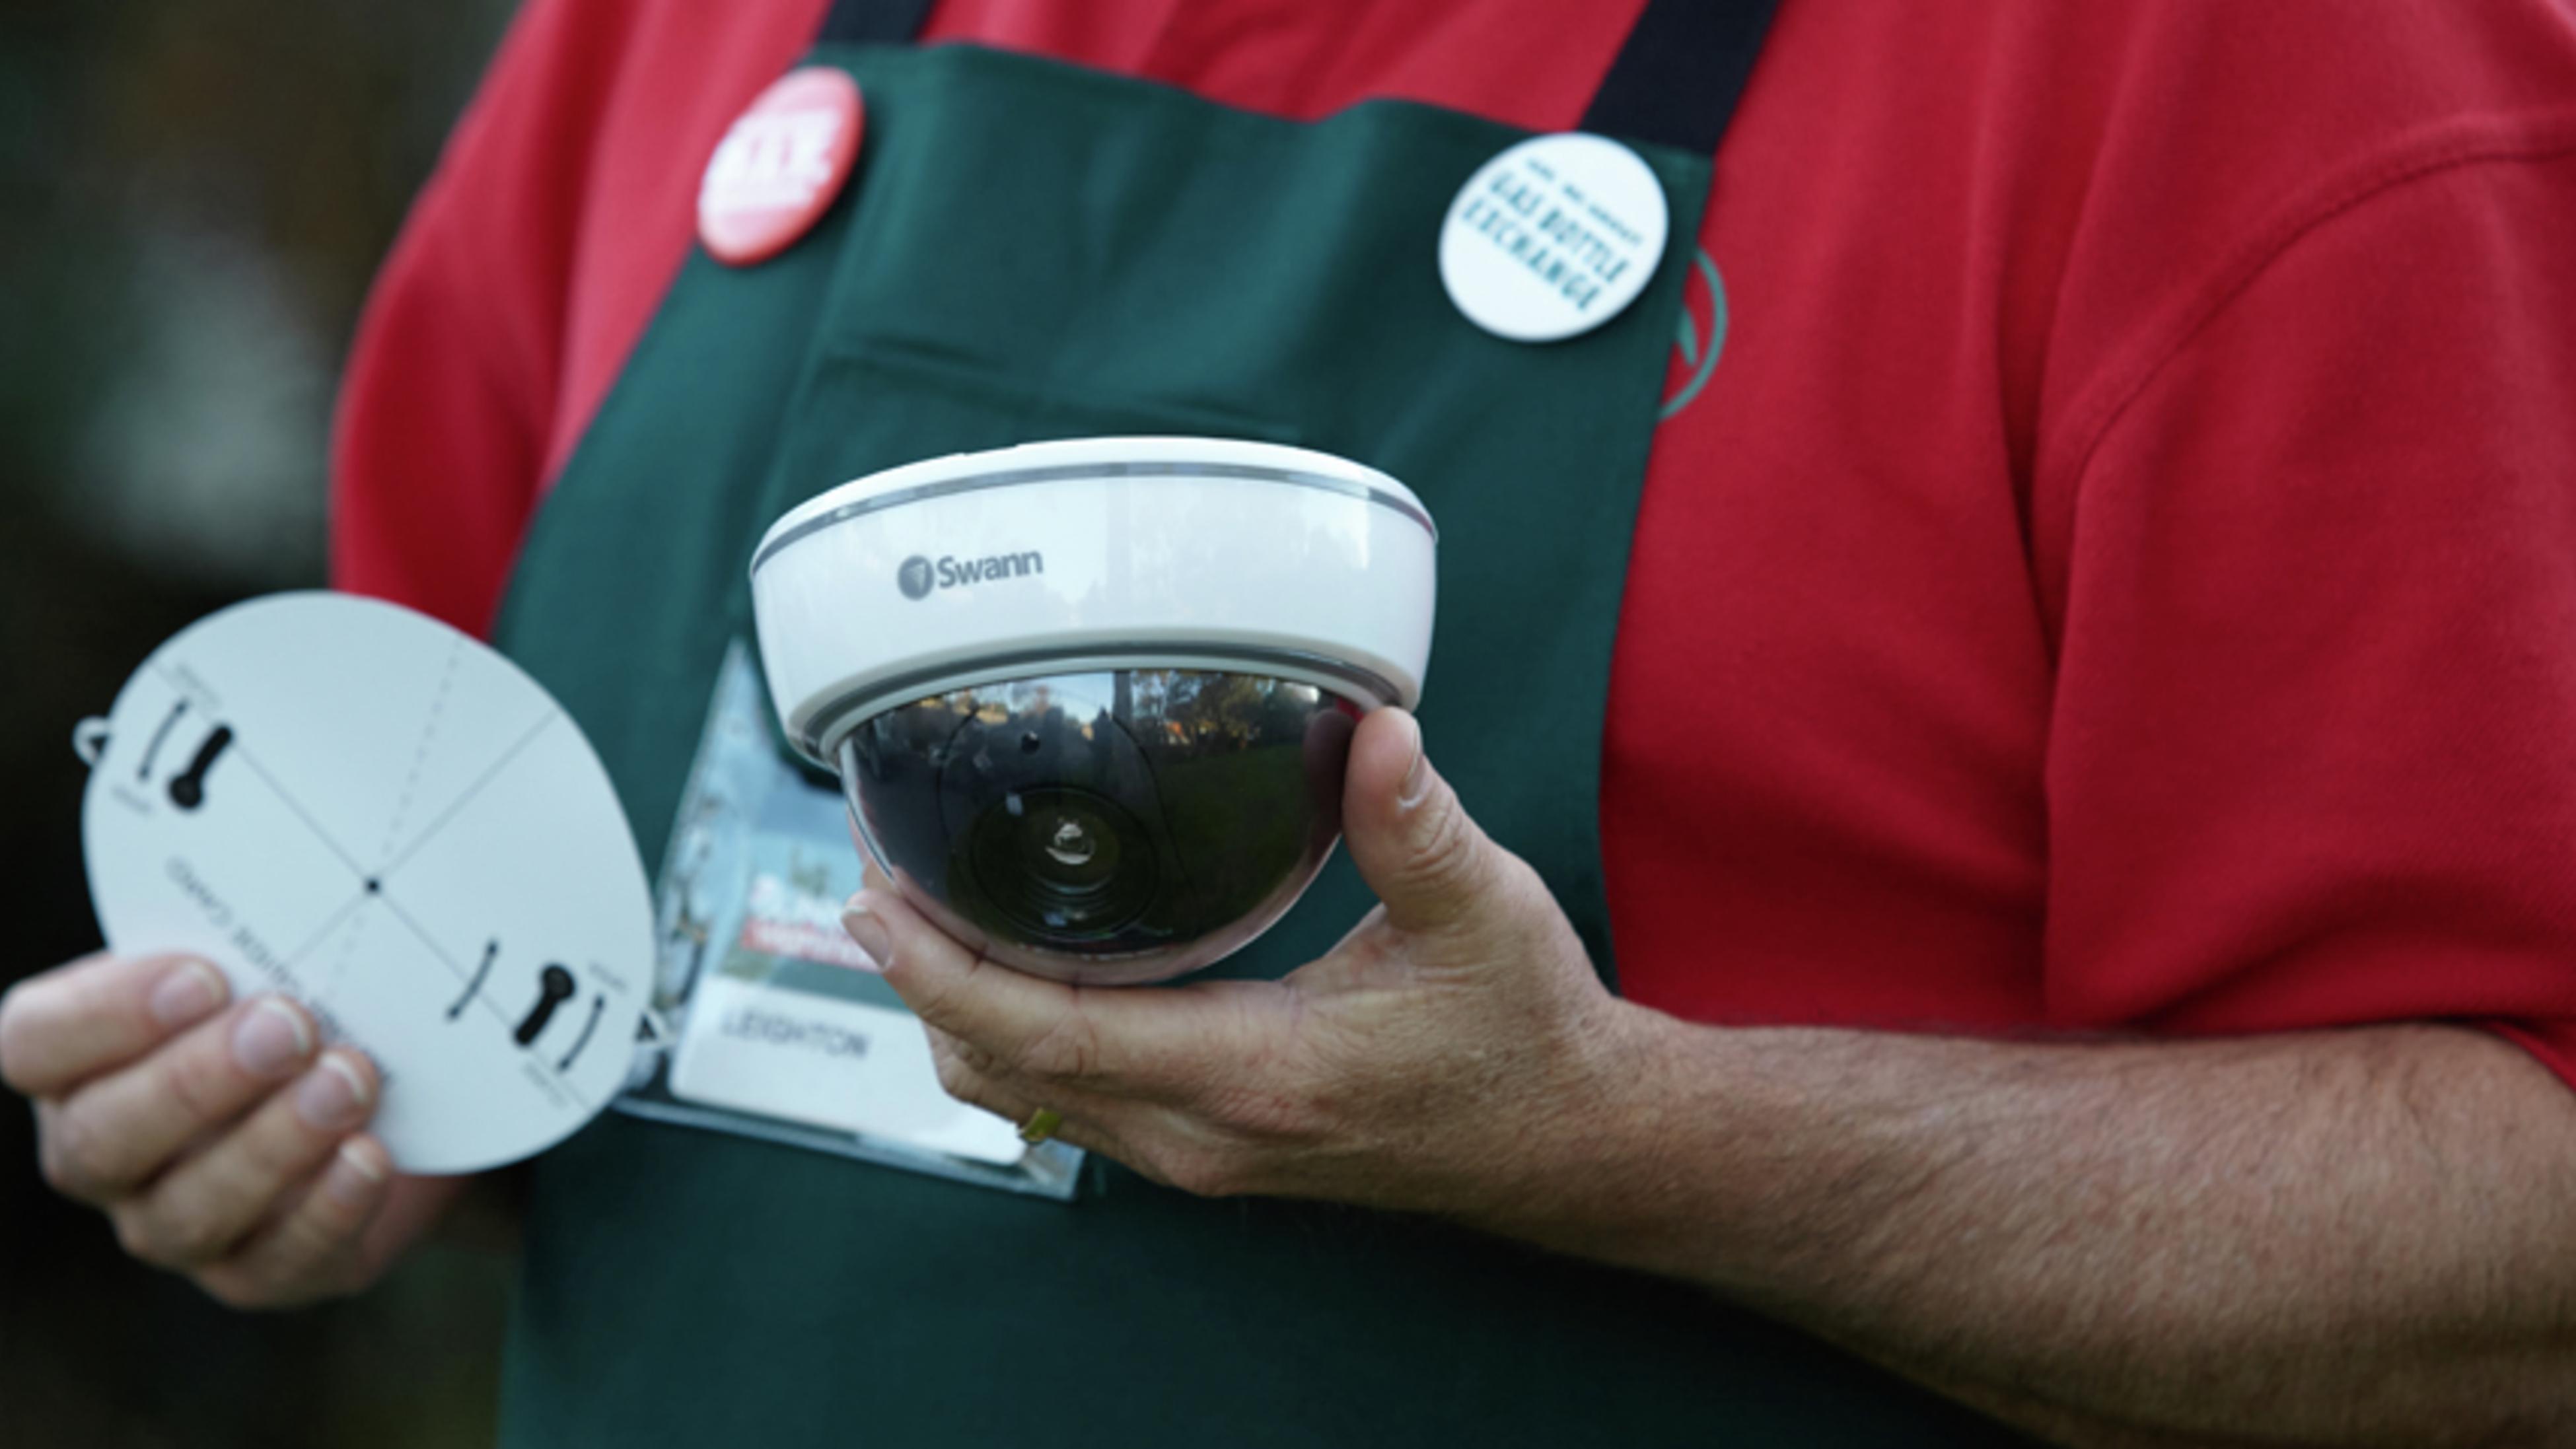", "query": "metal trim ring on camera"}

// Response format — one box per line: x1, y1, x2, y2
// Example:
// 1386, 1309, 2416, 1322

750, 437, 1437, 984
